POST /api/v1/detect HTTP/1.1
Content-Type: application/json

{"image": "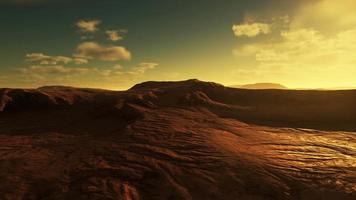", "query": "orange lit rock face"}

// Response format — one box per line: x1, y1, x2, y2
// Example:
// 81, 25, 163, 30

0, 80, 355, 200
